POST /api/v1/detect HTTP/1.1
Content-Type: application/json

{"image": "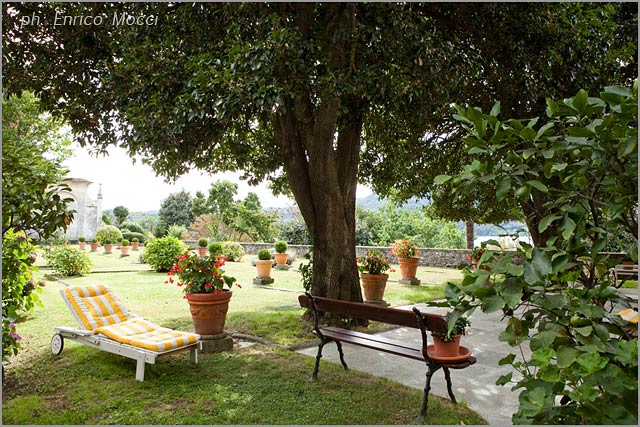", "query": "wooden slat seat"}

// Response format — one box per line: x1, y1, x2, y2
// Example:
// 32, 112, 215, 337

298, 293, 477, 419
